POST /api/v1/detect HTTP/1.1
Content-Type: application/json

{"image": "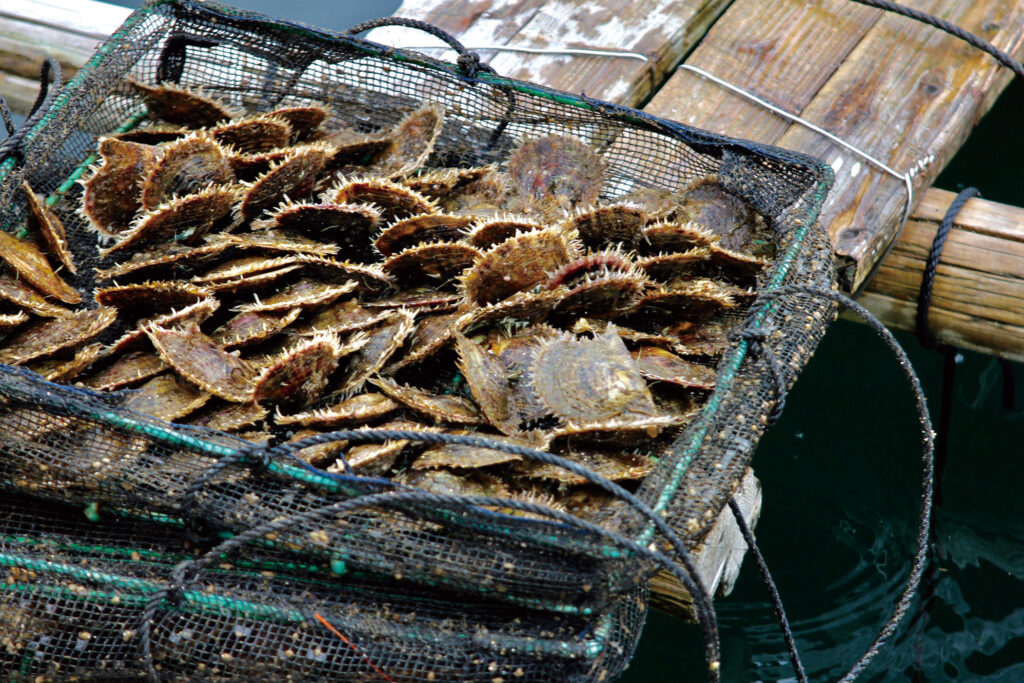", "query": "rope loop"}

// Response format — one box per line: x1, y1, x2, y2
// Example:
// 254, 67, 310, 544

0, 56, 63, 163
346, 17, 495, 79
